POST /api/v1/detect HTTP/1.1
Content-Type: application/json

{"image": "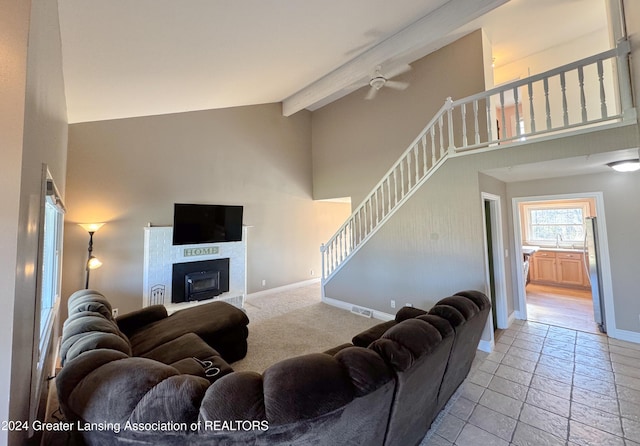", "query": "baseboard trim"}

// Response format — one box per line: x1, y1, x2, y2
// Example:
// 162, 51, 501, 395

246, 278, 320, 301
507, 312, 517, 327
610, 328, 640, 344
322, 295, 395, 321
514, 311, 526, 321
478, 339, 494, 353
